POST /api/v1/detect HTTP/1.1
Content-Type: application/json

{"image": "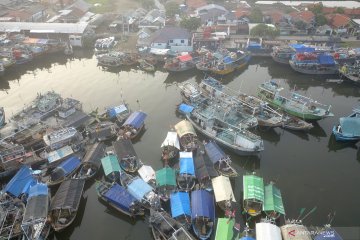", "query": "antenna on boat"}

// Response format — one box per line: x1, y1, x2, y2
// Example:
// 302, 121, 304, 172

300, 206, 317, 222
296, 208, 306, 221
327, 211, 336, 226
